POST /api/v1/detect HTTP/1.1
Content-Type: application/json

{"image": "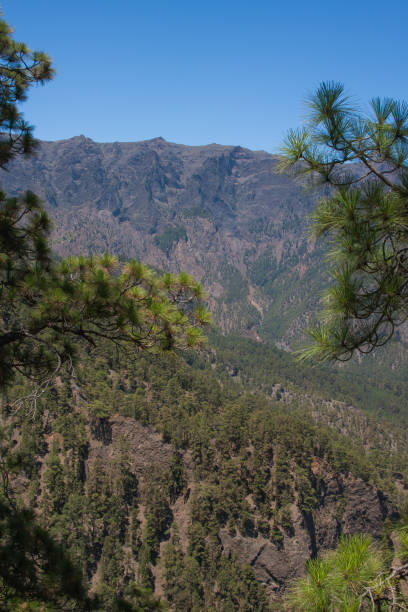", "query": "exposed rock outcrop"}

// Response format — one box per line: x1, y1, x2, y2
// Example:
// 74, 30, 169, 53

86, 414, 398, 597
